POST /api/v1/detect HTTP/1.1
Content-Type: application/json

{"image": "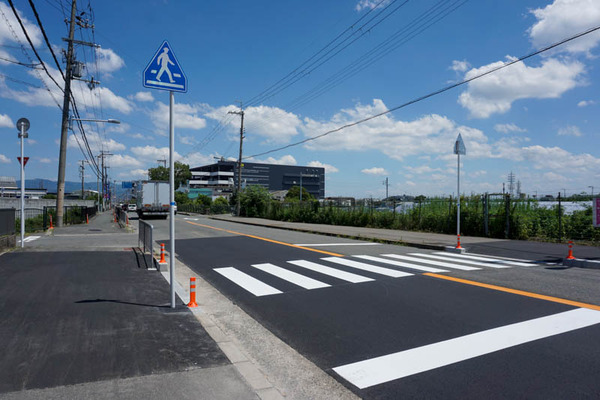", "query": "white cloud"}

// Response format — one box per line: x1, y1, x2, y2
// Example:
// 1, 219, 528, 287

39, 158, 52, 163
109, 154, 143, 168
133, 91, 154, 102
458, 57, 584, 118
302, 99, 472, 161
0, 3, 42, 47
179, 135, 197, 145
450, 60, 470, 72
577, 100, 595, 107
92, 48, 125, 74
362, 167, 388, 175
207, 104, 302, 144
529, 0, 600, 56
307, 160, 339, 173
557, 125, 583, 137
67, 131, 126, 152
494, 123, 526, 133
355, 0, 391, 11
131, 145, 181, 161
252, 154, 297, 165
151, 102, 207, 133
0, 113, 12, 128
123, 169, 149, 179
404, 165, 443, 175
0, 154, 10, 163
